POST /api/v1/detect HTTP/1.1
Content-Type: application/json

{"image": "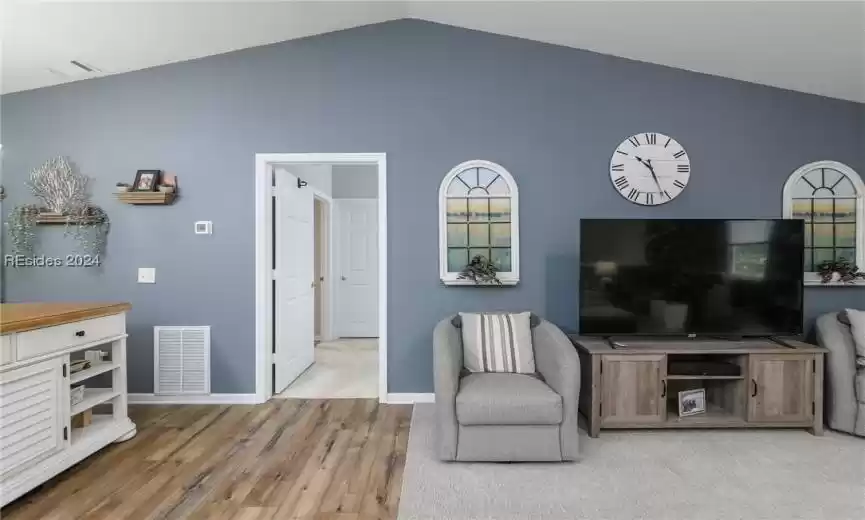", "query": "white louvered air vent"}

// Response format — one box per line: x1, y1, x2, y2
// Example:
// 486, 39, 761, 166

154, 326, 210, 395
